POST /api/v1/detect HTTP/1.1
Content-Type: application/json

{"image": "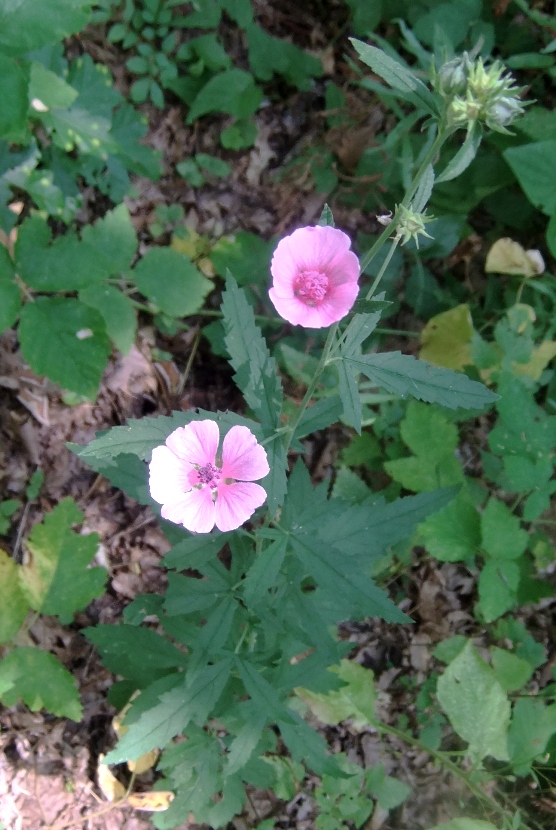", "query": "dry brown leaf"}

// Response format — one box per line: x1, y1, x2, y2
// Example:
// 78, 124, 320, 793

127, 791, 175, 811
